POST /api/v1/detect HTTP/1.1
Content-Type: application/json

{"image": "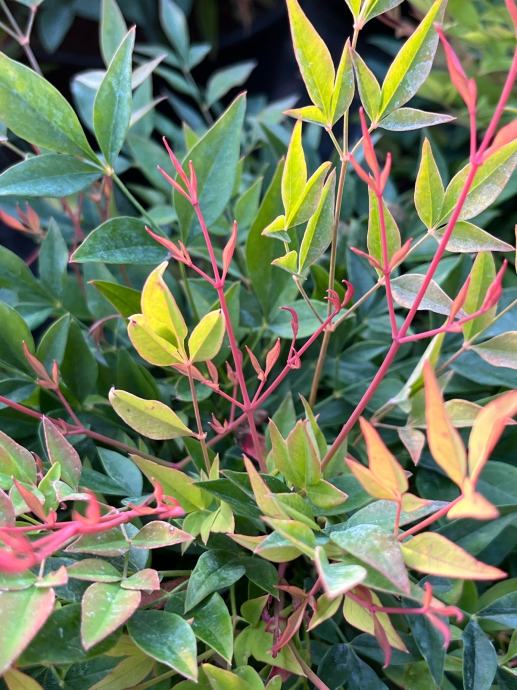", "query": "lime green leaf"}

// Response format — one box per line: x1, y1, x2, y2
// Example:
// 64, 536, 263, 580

271, 250, 298, 275
100, 0, 127, 66
285, 105, 328, 127
379, 0, 445, 117
202, 665, 248, 690
71, 217, 167, 265
352, 50, 381, 121
286, 0, 335, 115
0, 587, 55, 674
432, 221, 513, 253
307, 479, 348, 509
362, 0, 404, 23
286, 420, 321, 488
0, 154, 101, 197
206, 61, 256, 107
109, 388, 193, 440
262, 214, 288, 242
401, 533, 506, 580
89, 653, 154, 690
141, 262, 187, 348
91, 280, 141, 318
93, 27, 135, 165
471, 333, 517, 370
414, 138, 444, 229
462, 252, 495, 340
331, 524, 410, 594
299, 170, 336, 273
315, 547, 366, 598
391, 274, 453, 316
366, 187, 401, 272
175, 95, 245, 238
131, 456, 209, 512
67, 559, 122, 583
128, 610, 198, 680
43, 418, 81, 489
282, 120, 307, 218
128, 314, 183, 366
343, 0, 361, 19
188, 310, 225, 362
265, 518, 317, 558
288, 162, 332, 228
331, 40, 354, 124
81, 583, 140, 650
440, 140, 517, 222
379, 107, 454, 131
191, 593, 233, 663
0, 53, 97, 160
